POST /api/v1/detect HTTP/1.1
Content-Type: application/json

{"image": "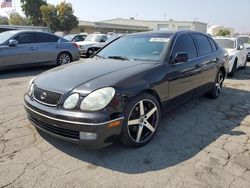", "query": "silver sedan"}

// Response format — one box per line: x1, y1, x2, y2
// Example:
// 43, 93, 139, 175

0, 30, 80, 70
